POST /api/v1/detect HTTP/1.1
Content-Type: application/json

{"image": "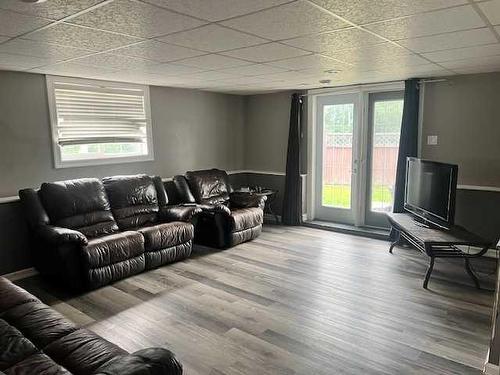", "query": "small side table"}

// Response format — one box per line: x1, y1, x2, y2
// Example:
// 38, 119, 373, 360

253, 189, 279, 224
